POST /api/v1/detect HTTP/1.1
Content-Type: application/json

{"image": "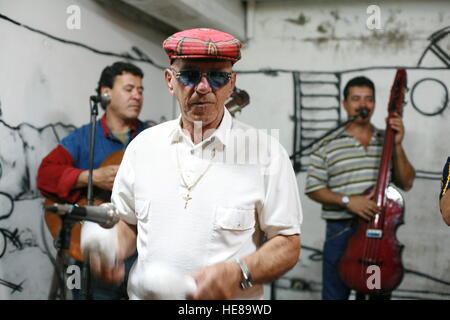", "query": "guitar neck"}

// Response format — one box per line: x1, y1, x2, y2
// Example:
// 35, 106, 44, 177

374, 120, 396, 208
373, 69, 406, 211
